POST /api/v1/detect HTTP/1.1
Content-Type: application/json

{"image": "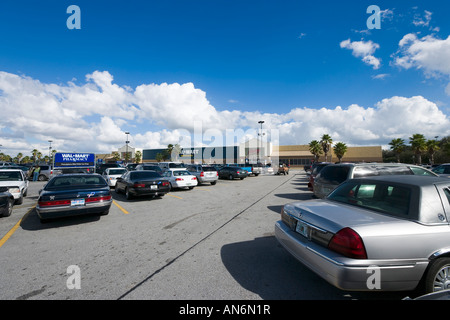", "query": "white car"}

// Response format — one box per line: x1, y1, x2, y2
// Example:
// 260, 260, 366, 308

102, 167, 127, 188
163, 169, 198, 190
0, 169, 29, 204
